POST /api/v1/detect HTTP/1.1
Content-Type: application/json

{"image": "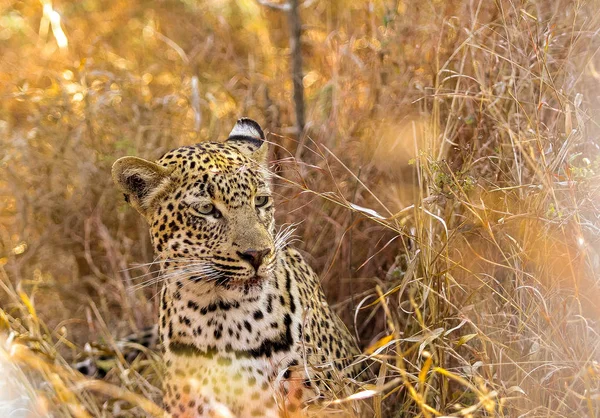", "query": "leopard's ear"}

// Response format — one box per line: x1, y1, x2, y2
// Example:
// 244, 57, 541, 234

112, 156, 173, 216
226, 118, 268, 164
